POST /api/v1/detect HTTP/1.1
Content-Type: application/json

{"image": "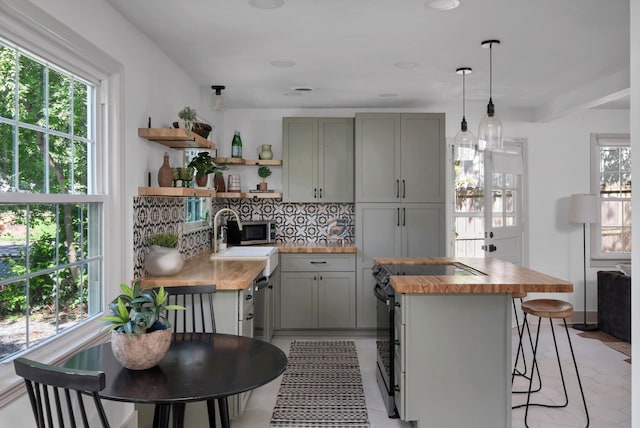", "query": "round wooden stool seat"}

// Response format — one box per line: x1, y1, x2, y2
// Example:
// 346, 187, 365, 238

512, 291, 527, 299
521, 299, 573, 319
